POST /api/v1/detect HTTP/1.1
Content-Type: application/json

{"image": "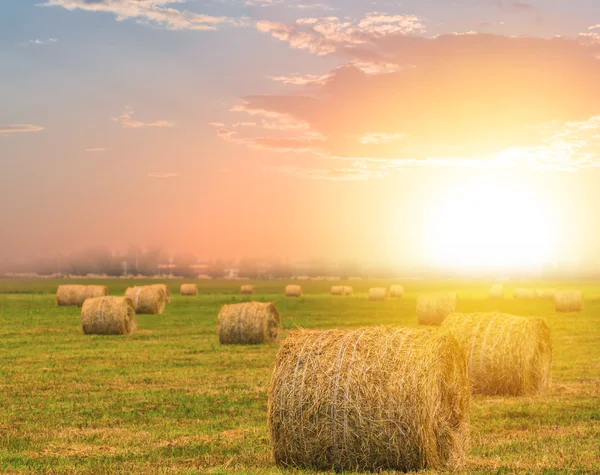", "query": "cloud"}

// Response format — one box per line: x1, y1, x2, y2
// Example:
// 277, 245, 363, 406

27, 38, 58, 45
39, 0, 243, 31
148, 172, 179, 178
112, 106, 174, 128
0, 124, 45, 135
86, 147, 110, 152
227, 34, 600, 171
268, 163, 388, 181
